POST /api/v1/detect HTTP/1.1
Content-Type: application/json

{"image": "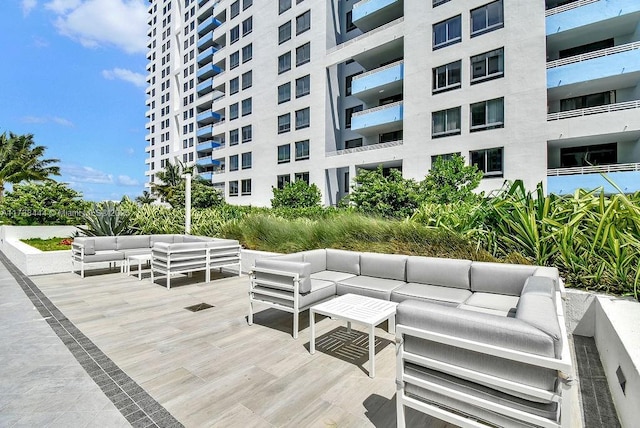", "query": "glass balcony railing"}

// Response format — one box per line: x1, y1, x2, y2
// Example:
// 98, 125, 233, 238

546, 0, 640, 35
352, 0, 404, 32
352, 60, 403, 100
351, 101, 403, 135
197, 63, 223, 80
198, 16, 221, 36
